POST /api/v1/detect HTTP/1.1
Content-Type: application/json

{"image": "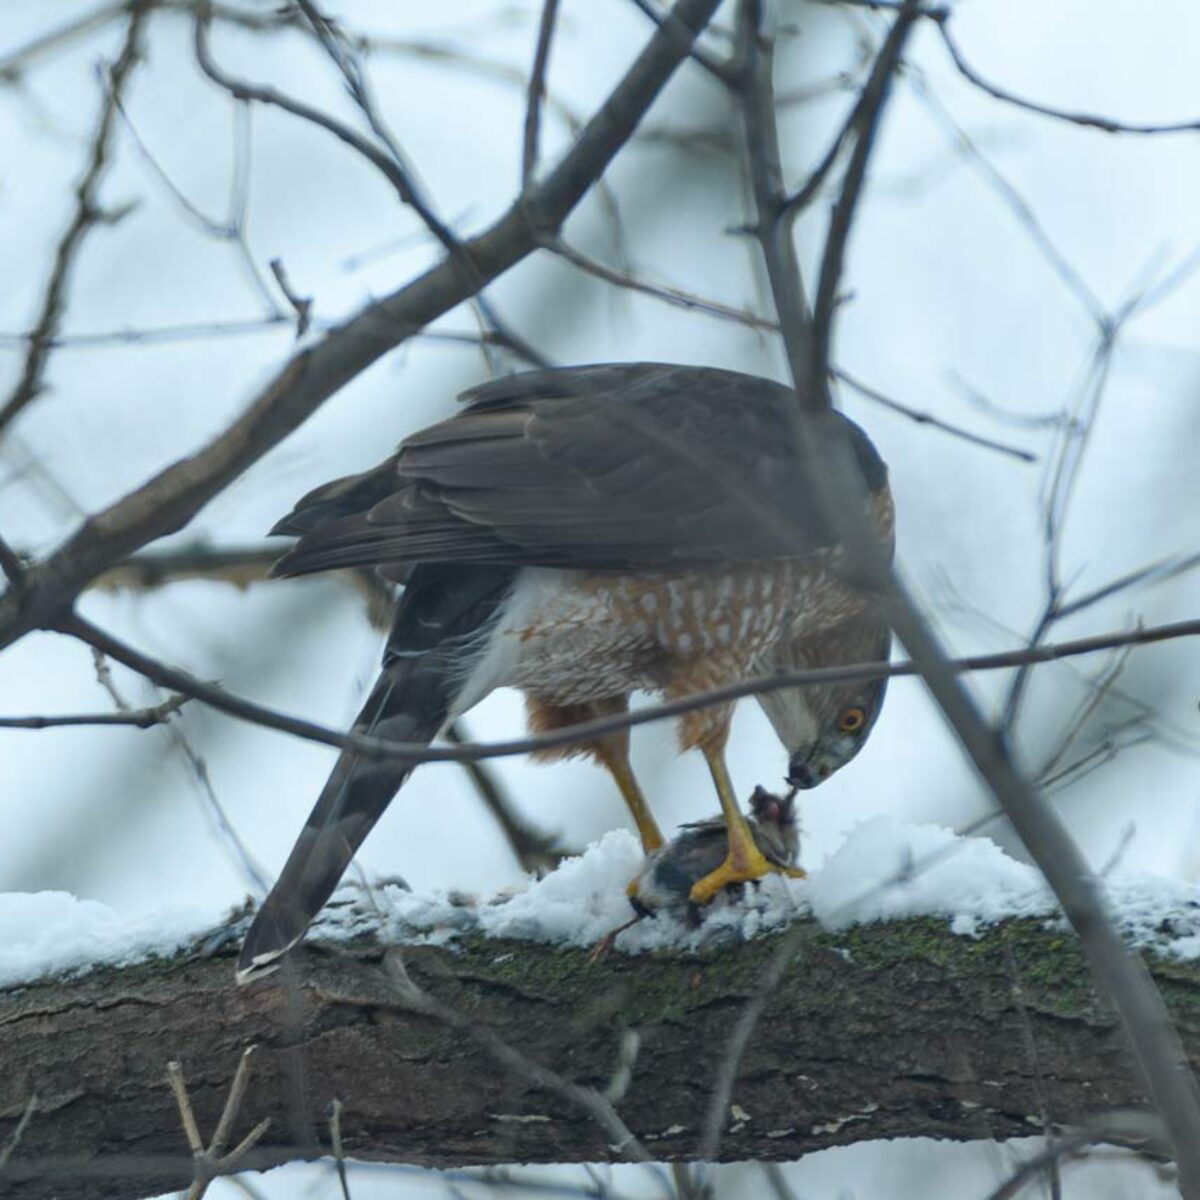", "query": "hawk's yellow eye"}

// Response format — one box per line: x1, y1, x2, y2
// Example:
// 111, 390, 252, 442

838, 706, 866, 734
